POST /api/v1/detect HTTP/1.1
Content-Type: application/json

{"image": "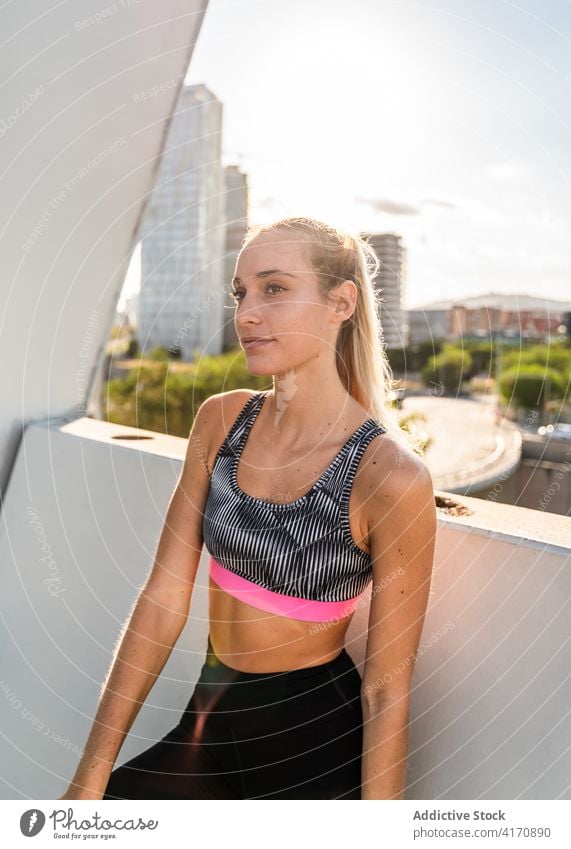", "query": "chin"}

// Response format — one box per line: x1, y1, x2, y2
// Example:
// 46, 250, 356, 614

245, 359, 278, 376
243, 349, 291, 376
